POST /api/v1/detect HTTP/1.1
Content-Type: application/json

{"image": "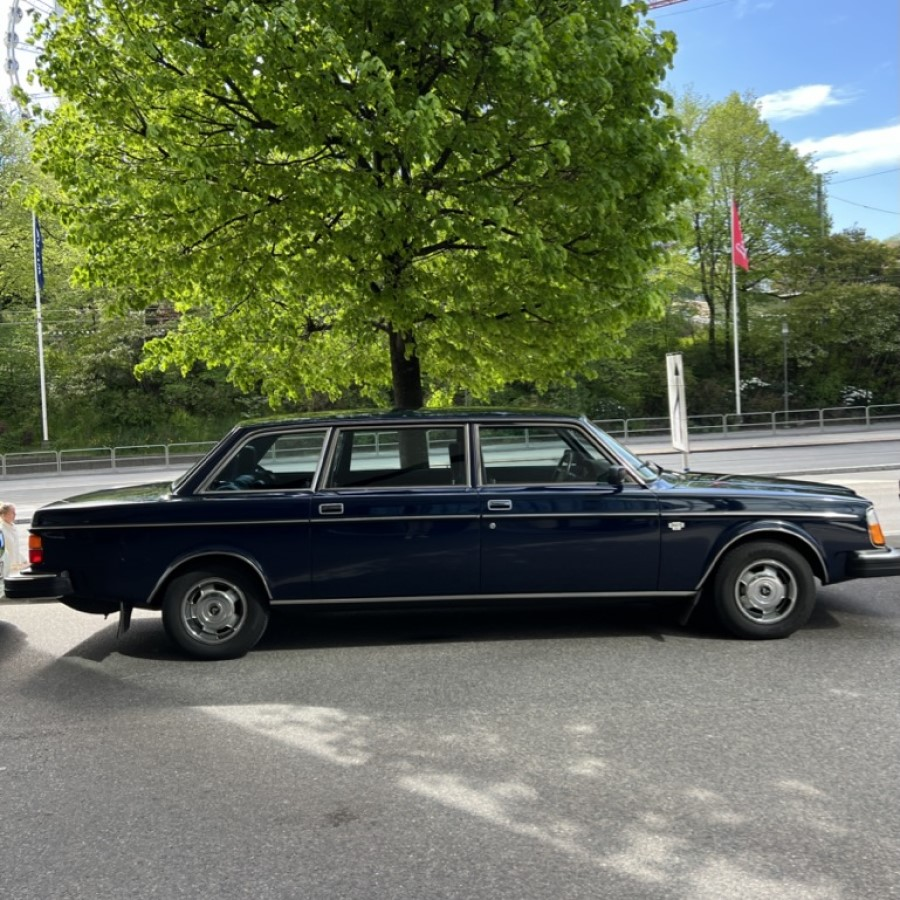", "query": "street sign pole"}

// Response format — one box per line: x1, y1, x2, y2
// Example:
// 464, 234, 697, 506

666, 352, 690, 471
